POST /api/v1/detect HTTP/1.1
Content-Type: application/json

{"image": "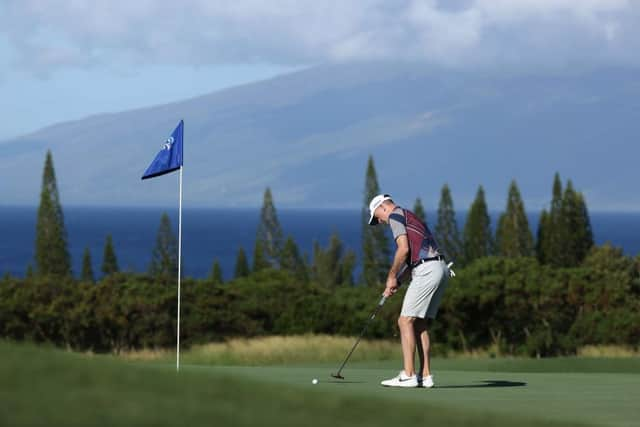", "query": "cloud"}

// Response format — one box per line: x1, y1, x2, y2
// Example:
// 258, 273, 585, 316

1, 0, 639, 74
